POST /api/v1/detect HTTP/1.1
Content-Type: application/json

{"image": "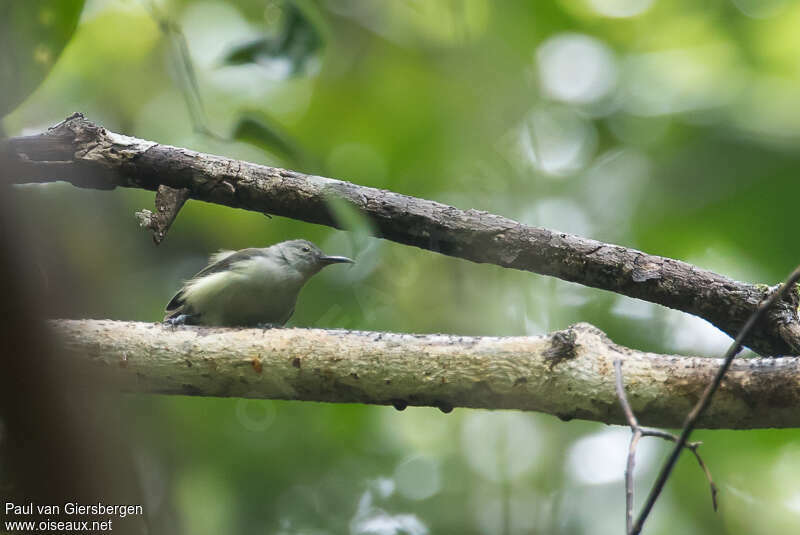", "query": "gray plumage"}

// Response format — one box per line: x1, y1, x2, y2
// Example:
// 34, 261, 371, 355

164, 239, 353, 327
